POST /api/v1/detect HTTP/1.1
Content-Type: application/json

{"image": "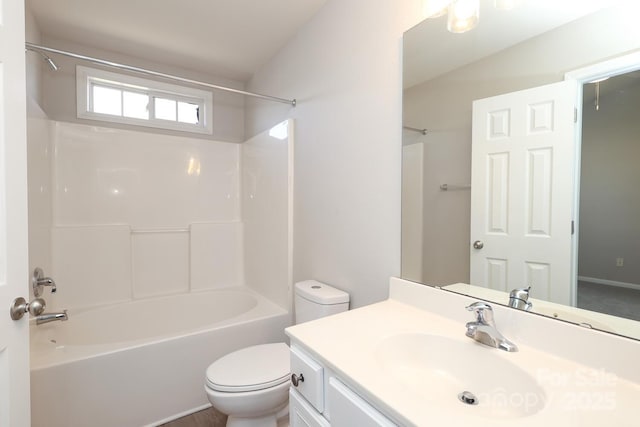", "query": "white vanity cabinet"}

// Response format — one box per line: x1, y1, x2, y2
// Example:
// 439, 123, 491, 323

327, 377, 396, 427
290, 388, 330, 427
290, 344, 396, 427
